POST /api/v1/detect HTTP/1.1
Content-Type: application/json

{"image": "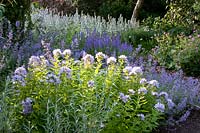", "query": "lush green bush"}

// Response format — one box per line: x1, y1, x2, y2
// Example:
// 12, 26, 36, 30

0, 48, 168, 132
178, 33, 200, 77
121, 27, 157, 51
